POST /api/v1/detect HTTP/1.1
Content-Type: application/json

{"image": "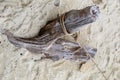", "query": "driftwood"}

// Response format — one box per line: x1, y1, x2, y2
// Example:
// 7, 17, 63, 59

4, 5, 100, 61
